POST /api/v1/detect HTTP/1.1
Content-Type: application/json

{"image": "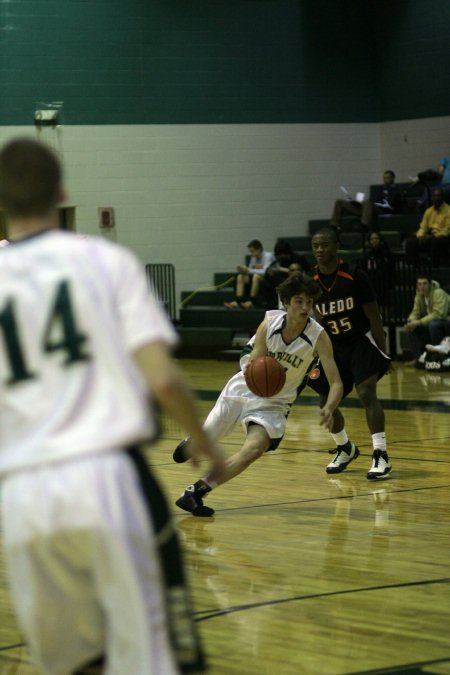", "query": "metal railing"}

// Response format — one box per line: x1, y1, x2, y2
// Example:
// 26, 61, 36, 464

364, 253, 431, 327
145, 263, 176, 321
